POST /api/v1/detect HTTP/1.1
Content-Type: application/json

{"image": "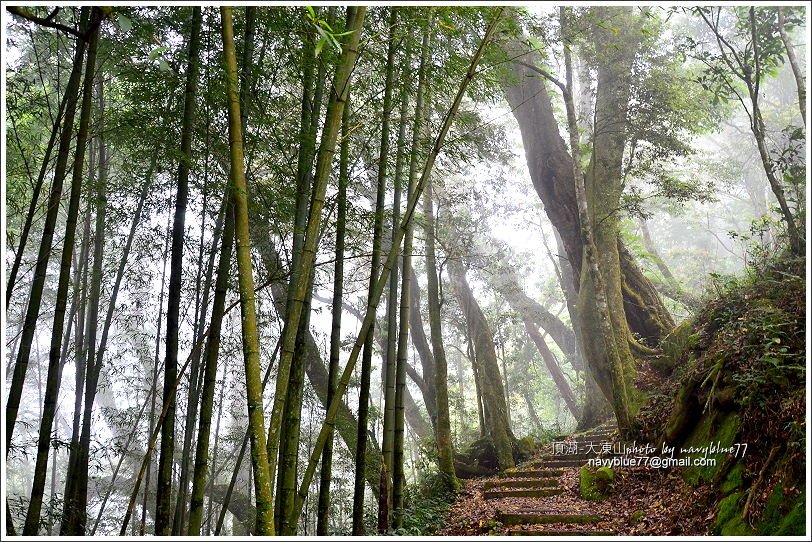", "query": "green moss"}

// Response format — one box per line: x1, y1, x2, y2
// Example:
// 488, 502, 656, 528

596, 466, 615, 483
756, 483, 806, 535
515, 436, 536, 461
629, 510, 645, 524
660, 319, 697, 369
720, 463, 745, 495
757, 481, 785, 532
579, 465, 614, 501
682, 413, 740, 486
712, 492, 754, 536
774, 495, 806, 536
